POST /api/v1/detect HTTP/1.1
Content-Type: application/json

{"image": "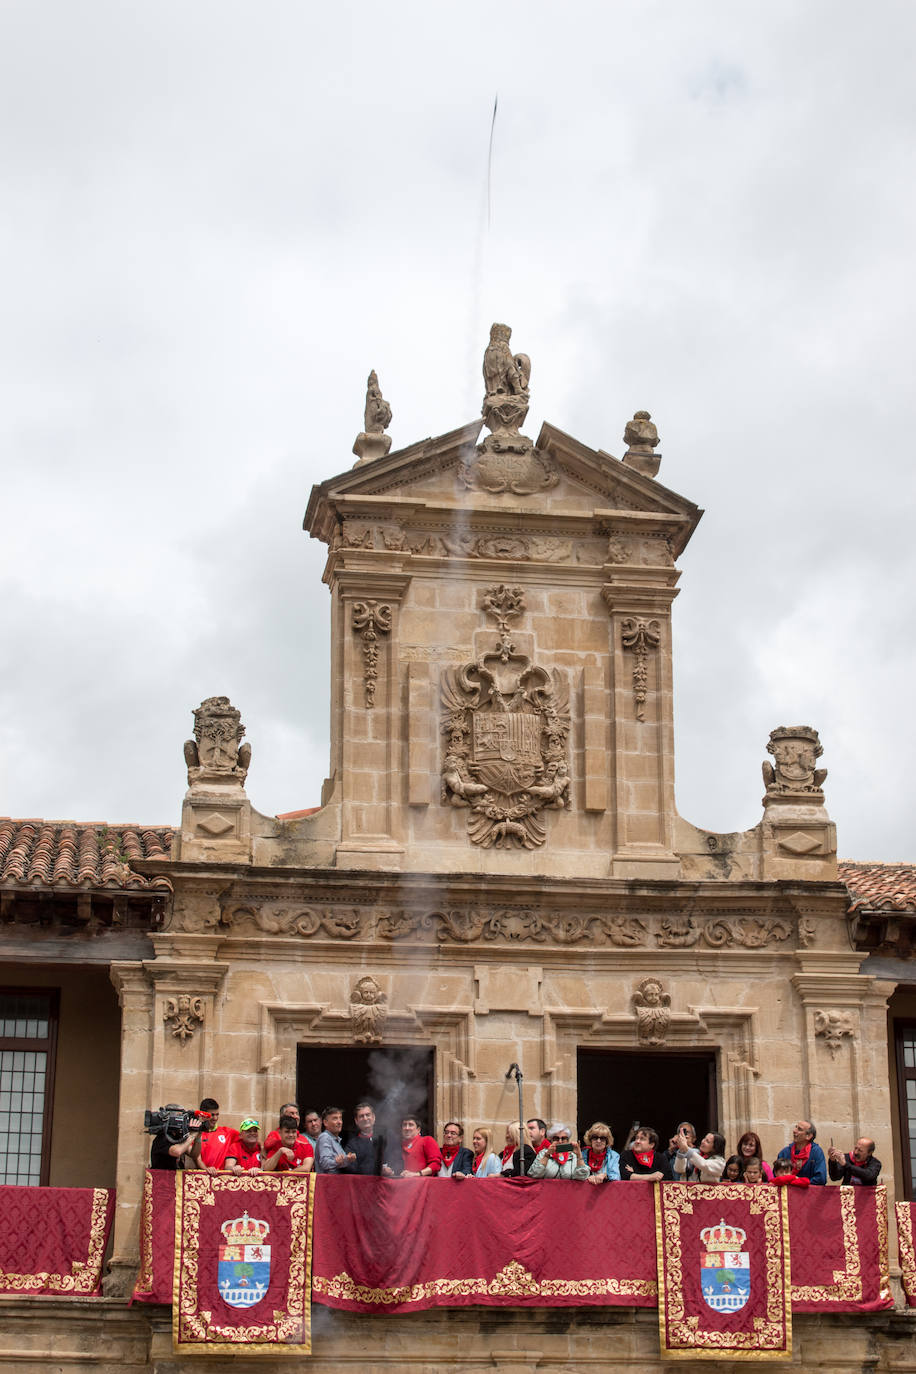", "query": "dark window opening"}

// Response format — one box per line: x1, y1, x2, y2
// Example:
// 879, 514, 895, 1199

295, 1045, 436, 1139
0, 989, 59, 1186
576, 1047, 717, 1148
894, 1021, 916, 1201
